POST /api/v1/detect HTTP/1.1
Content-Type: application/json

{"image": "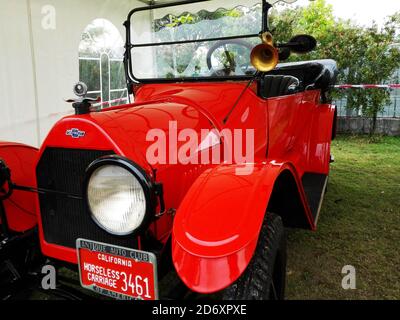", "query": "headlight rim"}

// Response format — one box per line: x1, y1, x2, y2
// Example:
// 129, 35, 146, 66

84, 155, 155, 237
